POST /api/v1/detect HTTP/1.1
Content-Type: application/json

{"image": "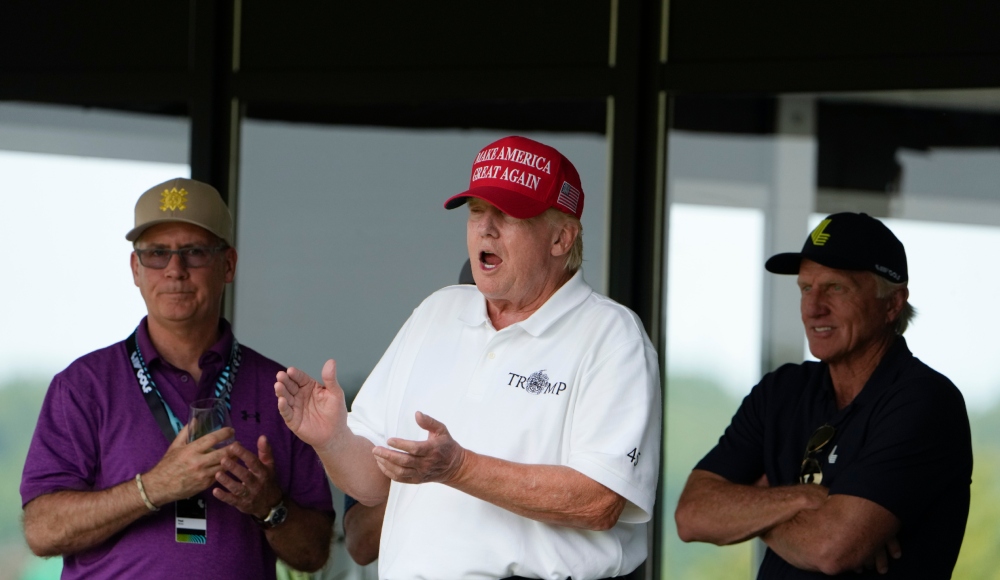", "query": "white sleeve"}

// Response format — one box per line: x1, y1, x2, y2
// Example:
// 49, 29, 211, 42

346, 314, 415, 448
566, 337, 662, 523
